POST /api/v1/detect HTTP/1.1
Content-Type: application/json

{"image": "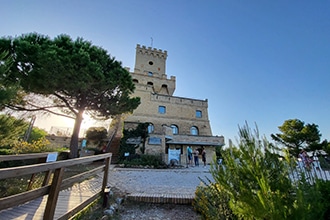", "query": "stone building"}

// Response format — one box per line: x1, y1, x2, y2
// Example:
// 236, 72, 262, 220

123, 44, 224, 165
